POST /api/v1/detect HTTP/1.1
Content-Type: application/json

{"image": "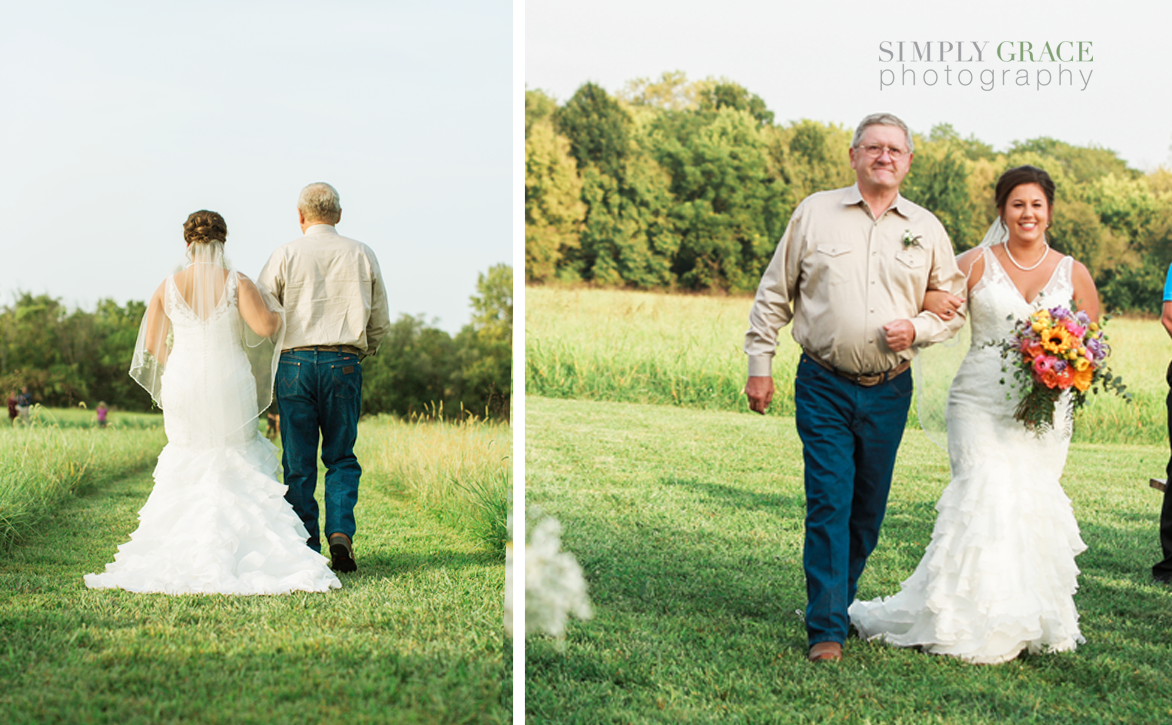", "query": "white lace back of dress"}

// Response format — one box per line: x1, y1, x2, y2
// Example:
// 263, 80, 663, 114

130, 242, 284, 447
